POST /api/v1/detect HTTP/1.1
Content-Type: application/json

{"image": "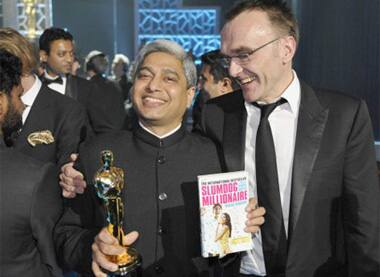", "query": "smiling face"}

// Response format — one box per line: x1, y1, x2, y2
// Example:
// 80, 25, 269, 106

132, 52, 195, 135
221, 10, 296, 103
40, 39, 74, 76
